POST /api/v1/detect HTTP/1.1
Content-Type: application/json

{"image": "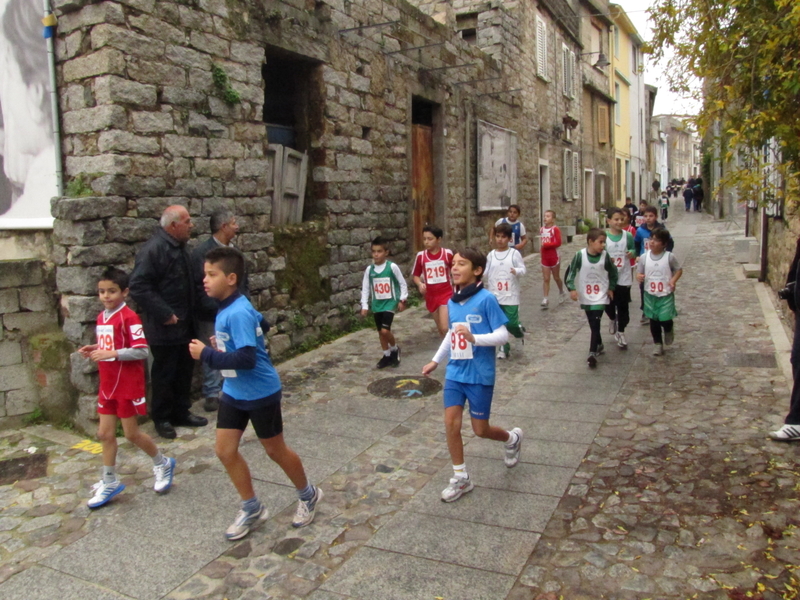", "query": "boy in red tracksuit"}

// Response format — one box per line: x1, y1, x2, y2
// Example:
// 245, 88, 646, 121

539, 210, 566, 308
